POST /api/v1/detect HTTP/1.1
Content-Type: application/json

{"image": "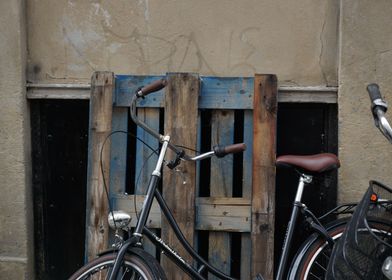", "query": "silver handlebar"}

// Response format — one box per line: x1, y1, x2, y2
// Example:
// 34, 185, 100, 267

129, 89, 245, 163
374, 107, 392, 143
